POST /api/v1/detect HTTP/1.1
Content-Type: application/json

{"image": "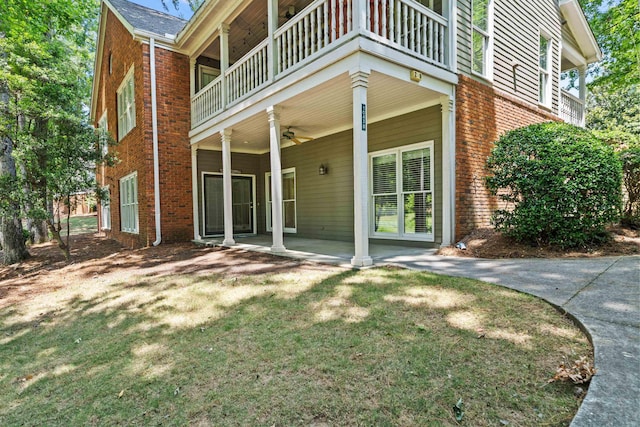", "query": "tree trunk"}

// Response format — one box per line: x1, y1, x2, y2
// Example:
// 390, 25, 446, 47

0, 136, 29, 264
